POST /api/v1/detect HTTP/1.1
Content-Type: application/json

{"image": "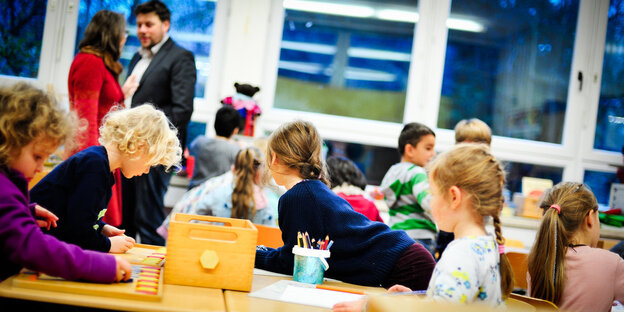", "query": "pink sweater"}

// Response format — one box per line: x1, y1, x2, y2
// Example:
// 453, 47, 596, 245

531, 246, 624, 312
